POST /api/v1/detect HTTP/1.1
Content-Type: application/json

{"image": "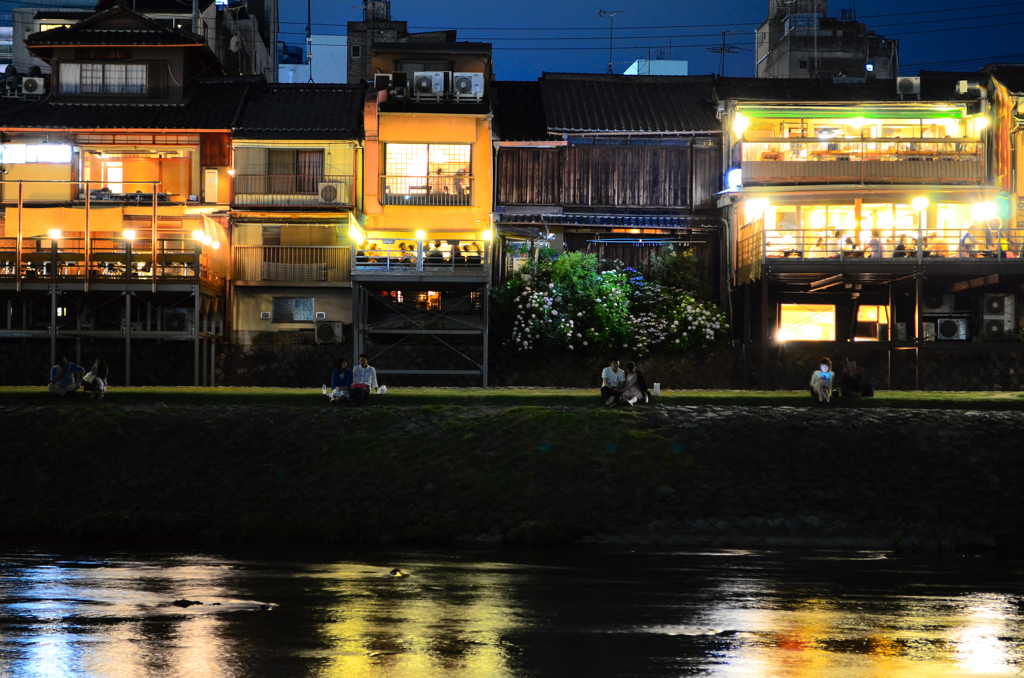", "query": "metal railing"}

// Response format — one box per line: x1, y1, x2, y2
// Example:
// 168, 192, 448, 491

381, 174, 474, 206
232, 174, 354, 207
0, 236, 212, 284
353, 239, 489, 274
233, 245, 351, 283
735, 224, 1024, 283
740, 139, 985, 184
